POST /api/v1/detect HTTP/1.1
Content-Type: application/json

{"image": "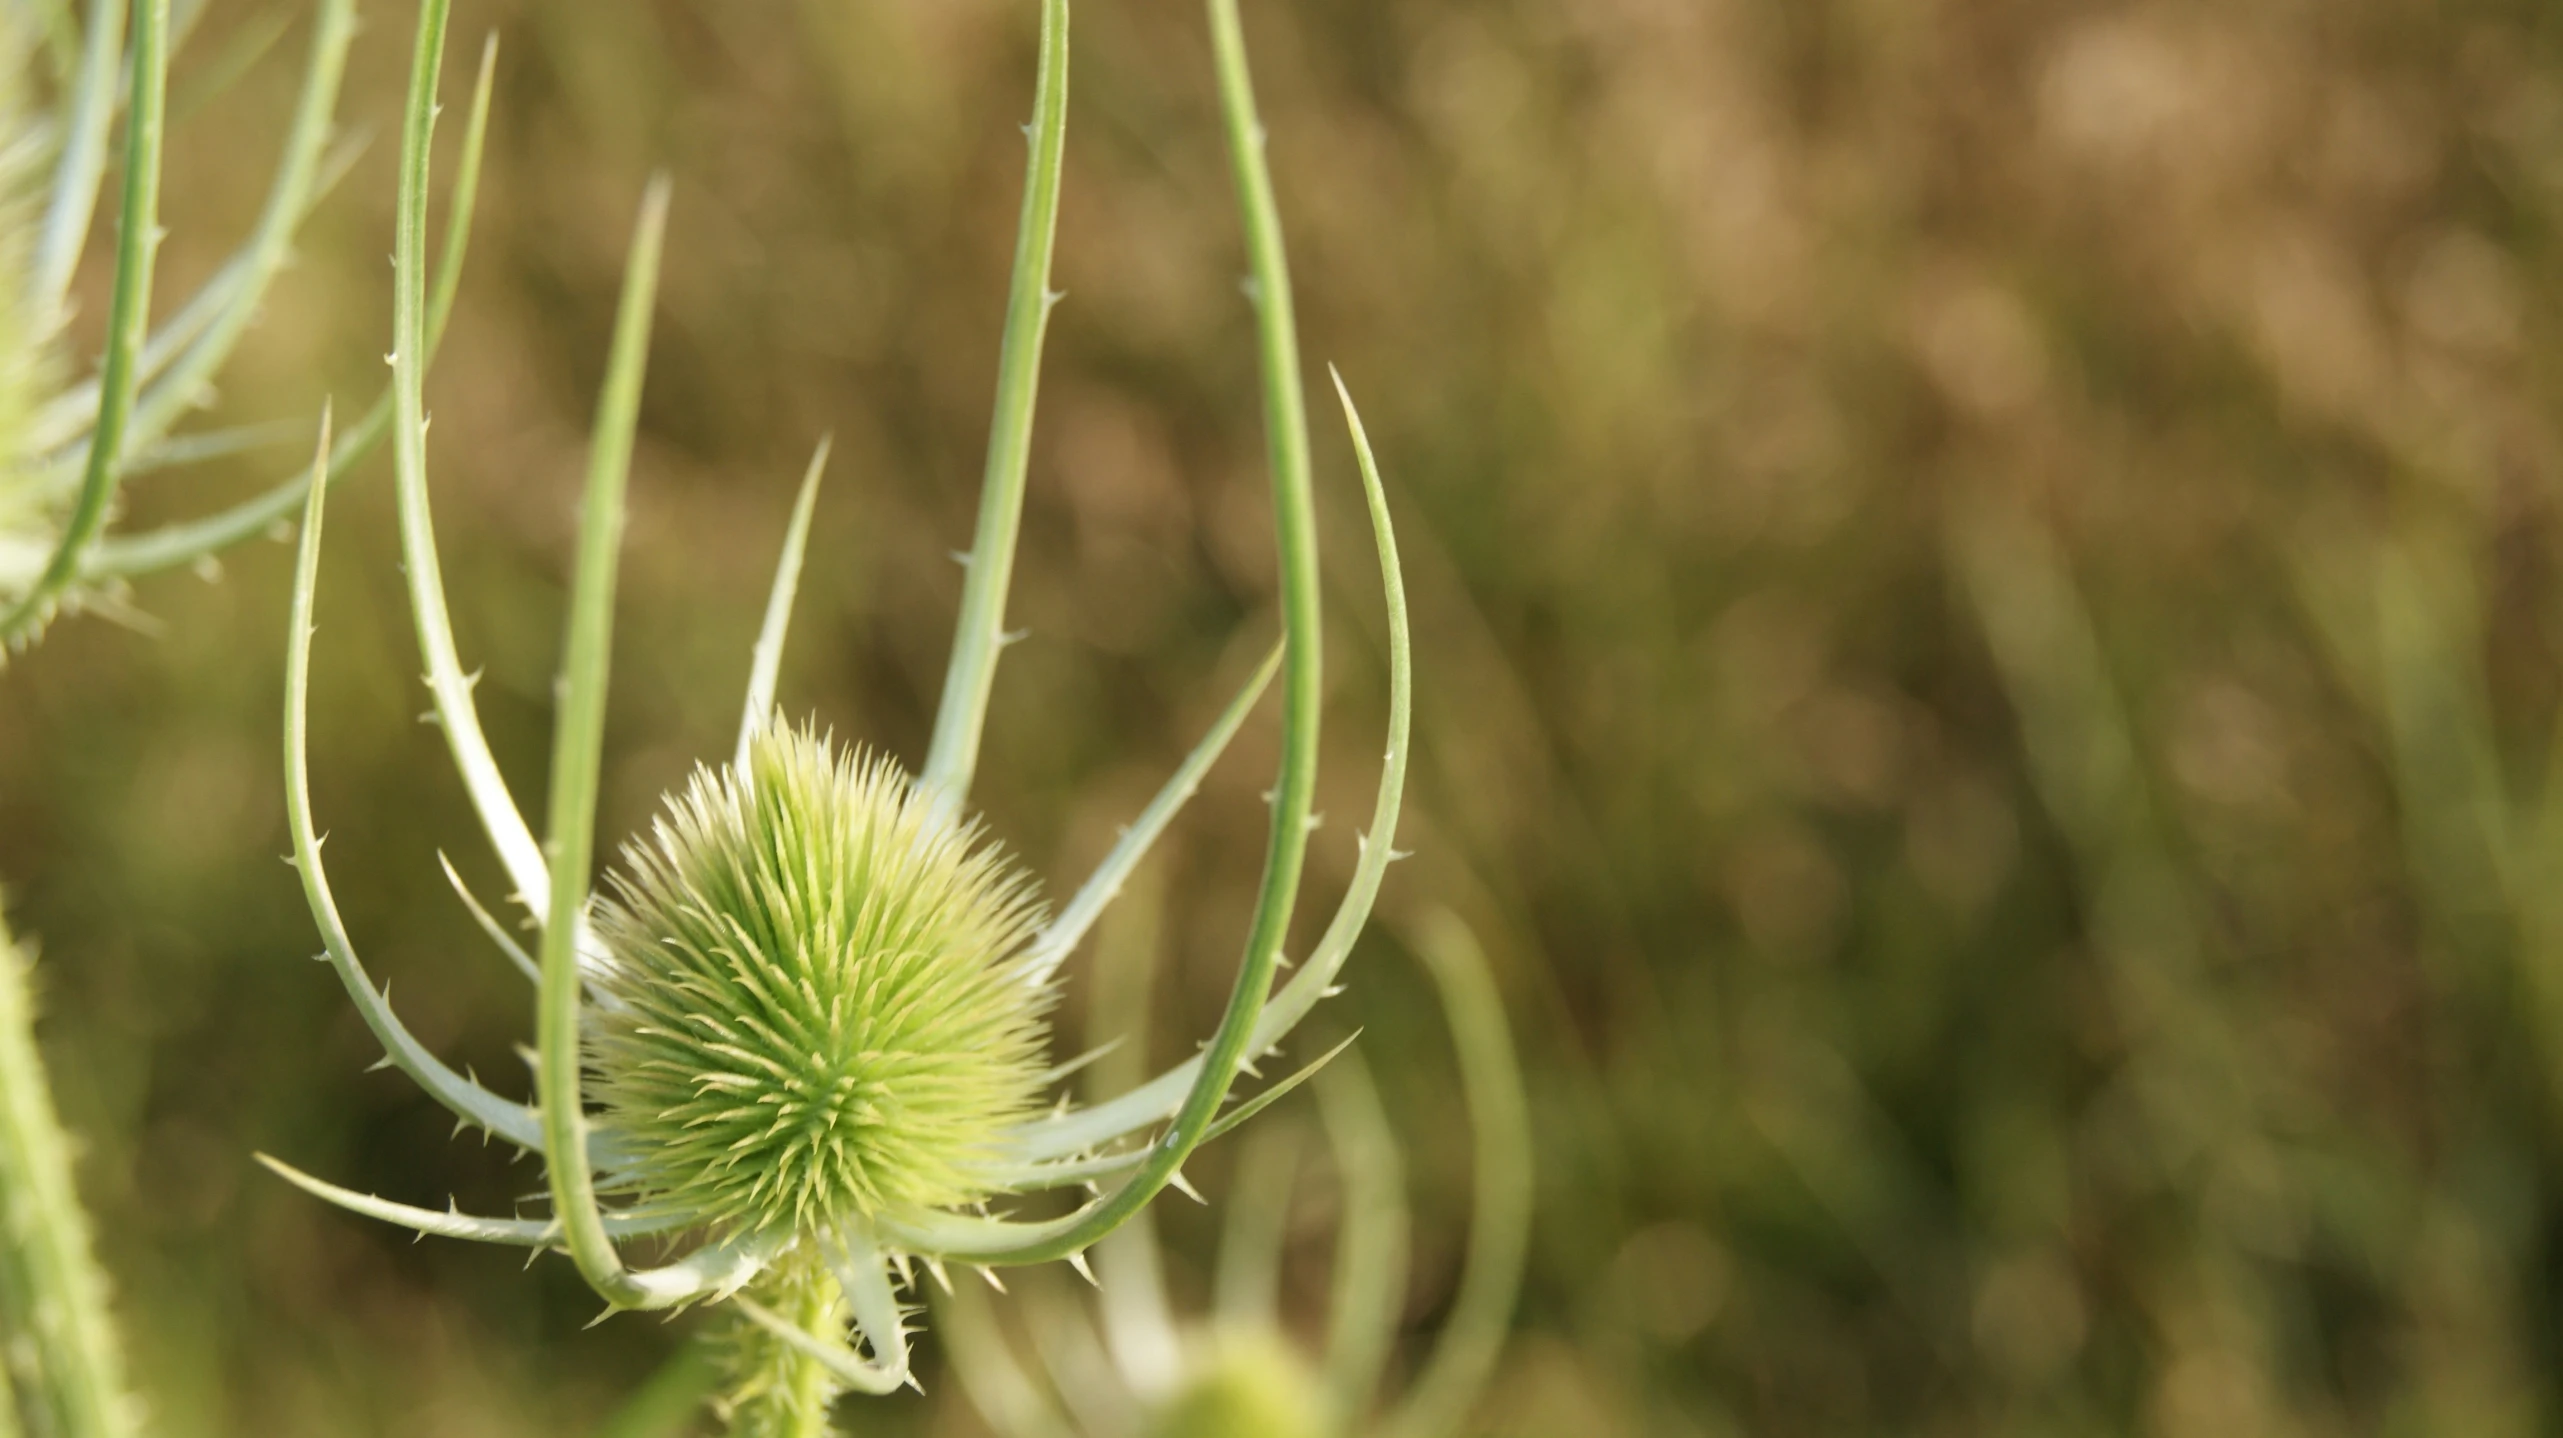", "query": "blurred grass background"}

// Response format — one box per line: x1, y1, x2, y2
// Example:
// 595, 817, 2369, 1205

7, 0, 2563, 1432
